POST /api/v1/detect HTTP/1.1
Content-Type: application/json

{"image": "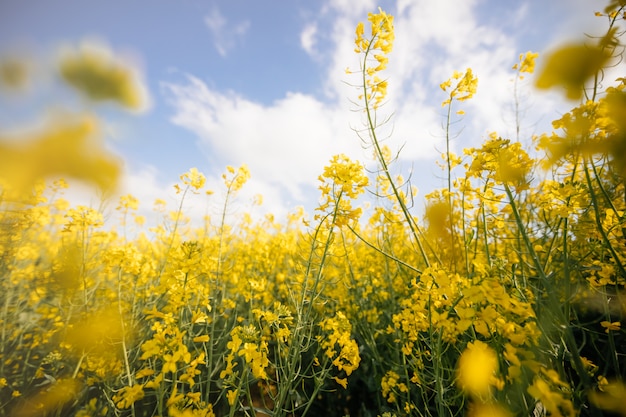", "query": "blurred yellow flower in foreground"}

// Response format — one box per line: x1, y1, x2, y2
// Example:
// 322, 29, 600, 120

0, 113, 121, 199
0, 55, 31, 92
12, 379, 80, 417
456, 340, 498, 399
590, 379, 626, 417
59, 41, 149, 111
467, 402, 513, 417
535, 43, 611, 100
